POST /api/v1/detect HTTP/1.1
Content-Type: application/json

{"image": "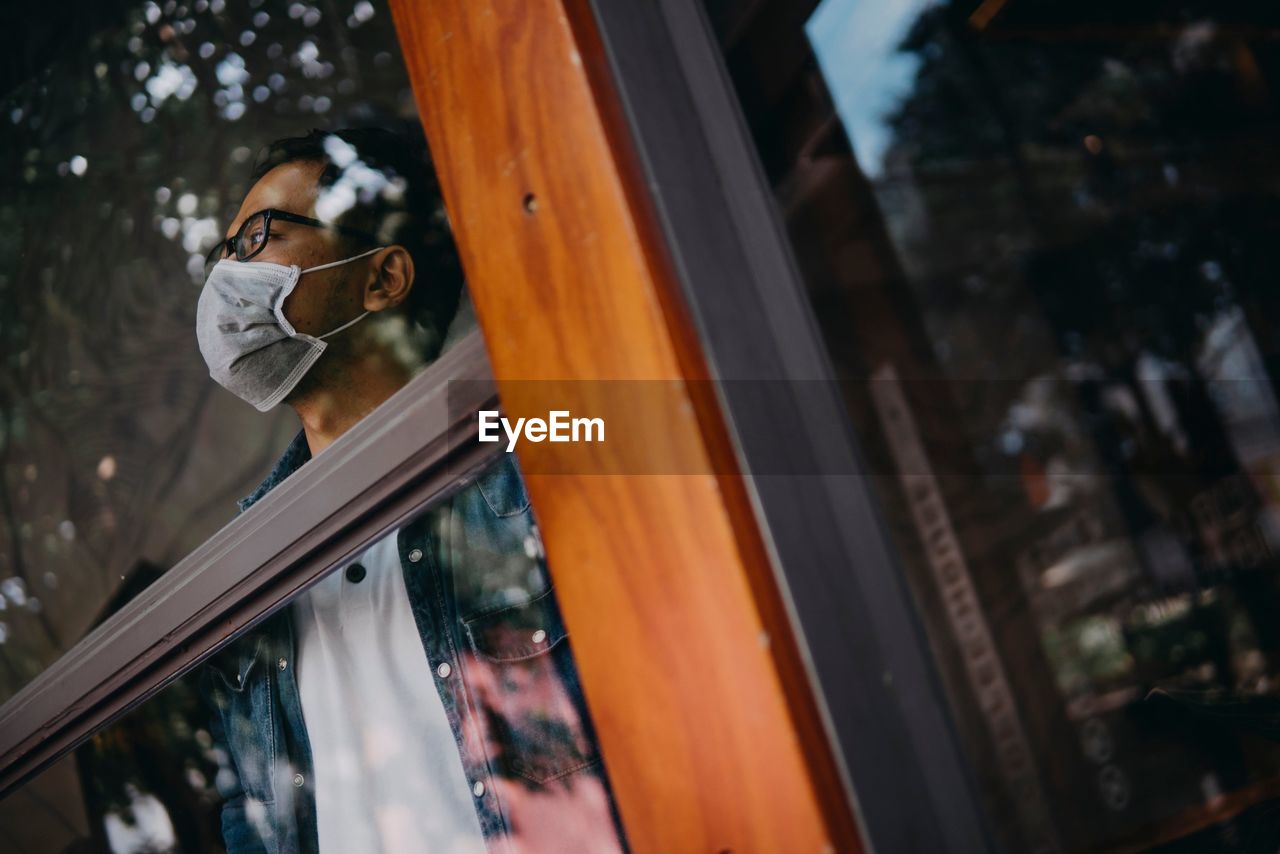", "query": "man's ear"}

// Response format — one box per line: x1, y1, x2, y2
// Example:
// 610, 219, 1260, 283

364, 246, 415, 311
